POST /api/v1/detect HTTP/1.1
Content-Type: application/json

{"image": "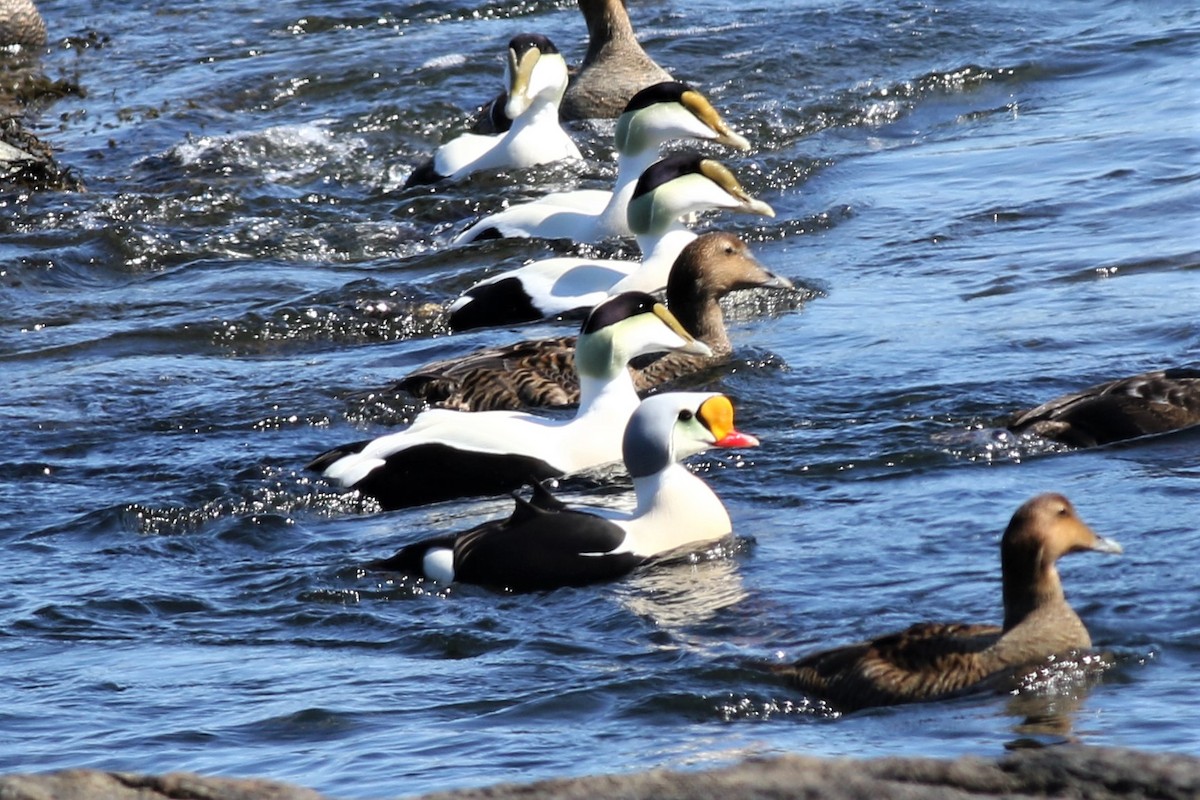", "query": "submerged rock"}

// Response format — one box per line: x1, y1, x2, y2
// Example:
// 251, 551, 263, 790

0, 1, 86, 192
1, 747, 1197, 800
0, 114, 81, 190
